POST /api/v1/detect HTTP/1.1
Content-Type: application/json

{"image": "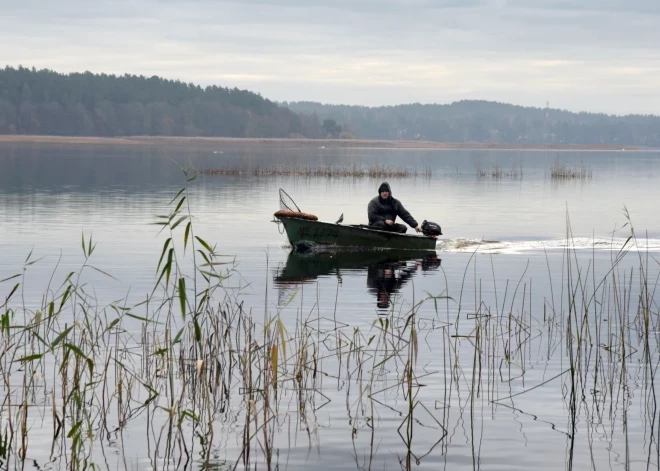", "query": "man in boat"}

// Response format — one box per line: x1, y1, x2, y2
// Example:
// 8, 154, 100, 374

368, 182, 421, 233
